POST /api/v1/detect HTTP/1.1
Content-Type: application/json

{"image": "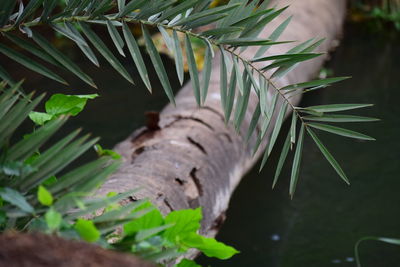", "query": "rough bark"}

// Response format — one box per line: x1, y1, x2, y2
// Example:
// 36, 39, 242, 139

0, 232, 155, 267
97, 0, 347, 237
